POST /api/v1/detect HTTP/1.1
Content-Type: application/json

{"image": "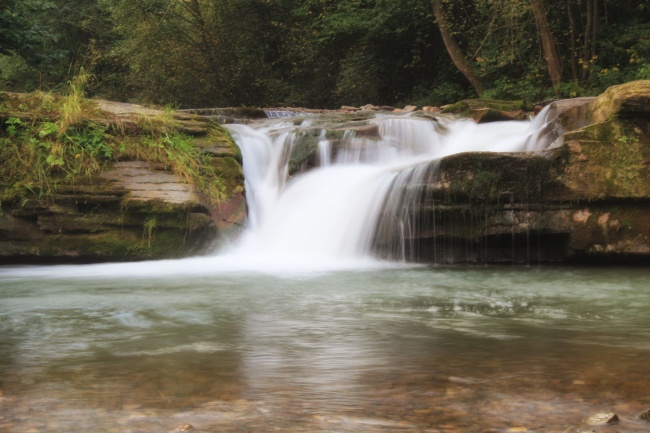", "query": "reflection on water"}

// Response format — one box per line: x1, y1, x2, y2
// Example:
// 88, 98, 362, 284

1, 266, 650, 432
